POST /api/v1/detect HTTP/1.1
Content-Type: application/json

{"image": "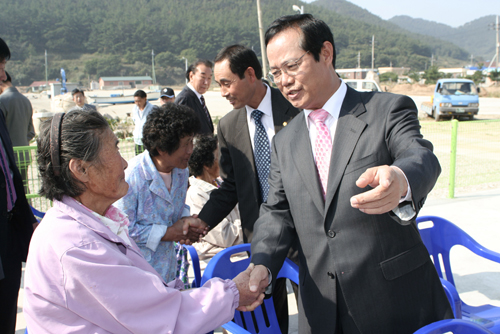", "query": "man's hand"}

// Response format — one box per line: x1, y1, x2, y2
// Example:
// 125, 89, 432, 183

350, 165, 408, 215
162, 216, 206, 244
233, 264, 266, 311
